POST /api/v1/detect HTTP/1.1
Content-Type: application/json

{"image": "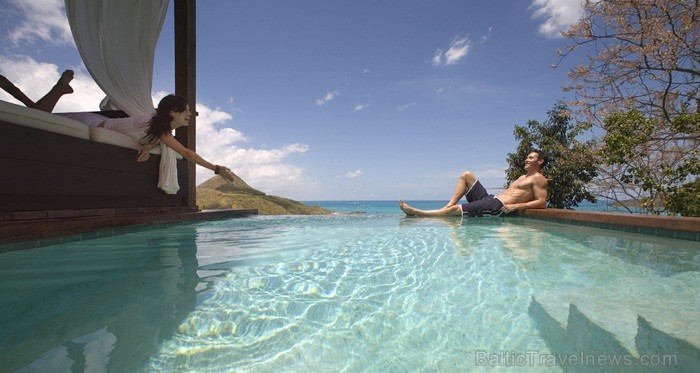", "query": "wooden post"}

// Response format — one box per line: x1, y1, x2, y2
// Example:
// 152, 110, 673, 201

174, 0, 197, 210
